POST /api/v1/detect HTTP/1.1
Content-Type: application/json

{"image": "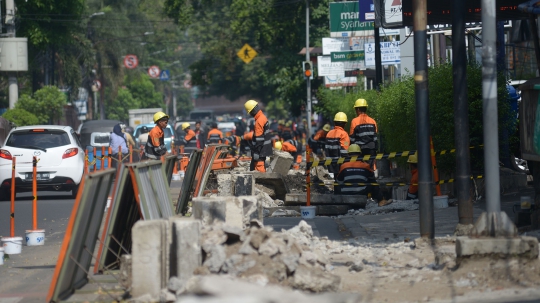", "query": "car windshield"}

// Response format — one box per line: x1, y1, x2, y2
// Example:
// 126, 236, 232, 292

6, 129, 71, 149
